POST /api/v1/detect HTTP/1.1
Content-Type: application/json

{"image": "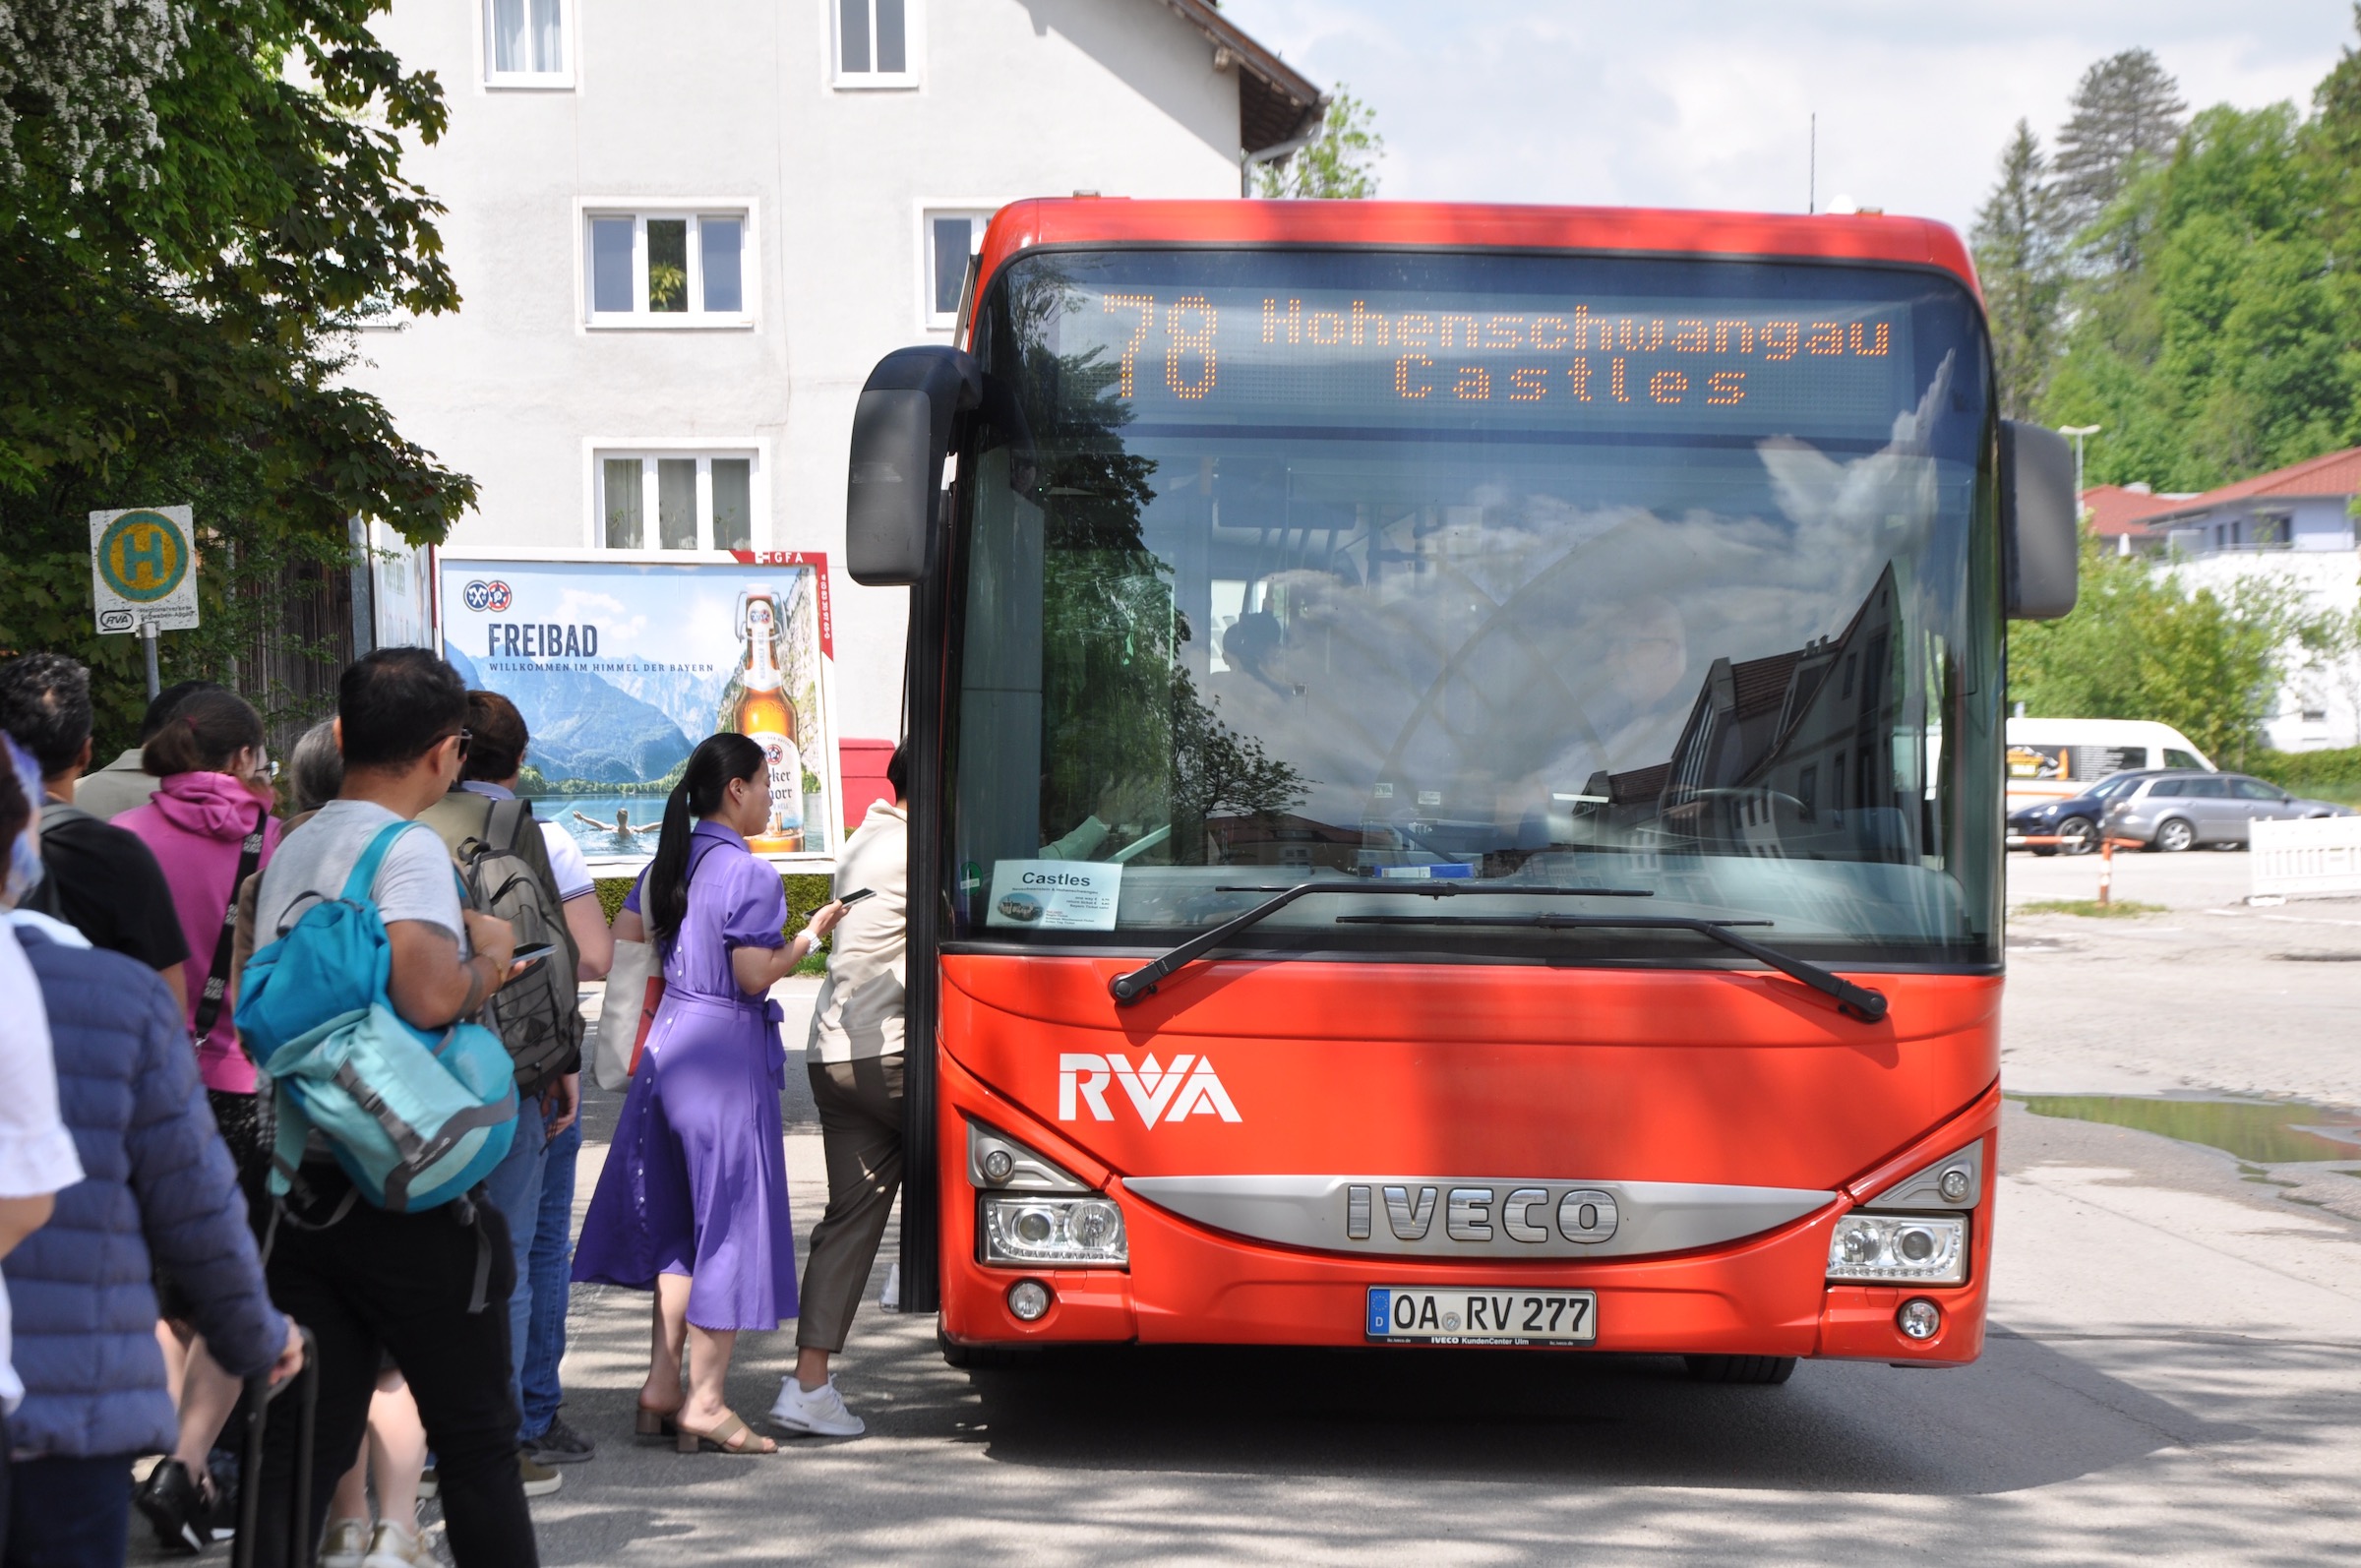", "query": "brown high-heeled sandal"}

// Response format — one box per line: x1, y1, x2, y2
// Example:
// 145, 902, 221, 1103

675, 1412, 775, 1455
635, 1405, 680, 1442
